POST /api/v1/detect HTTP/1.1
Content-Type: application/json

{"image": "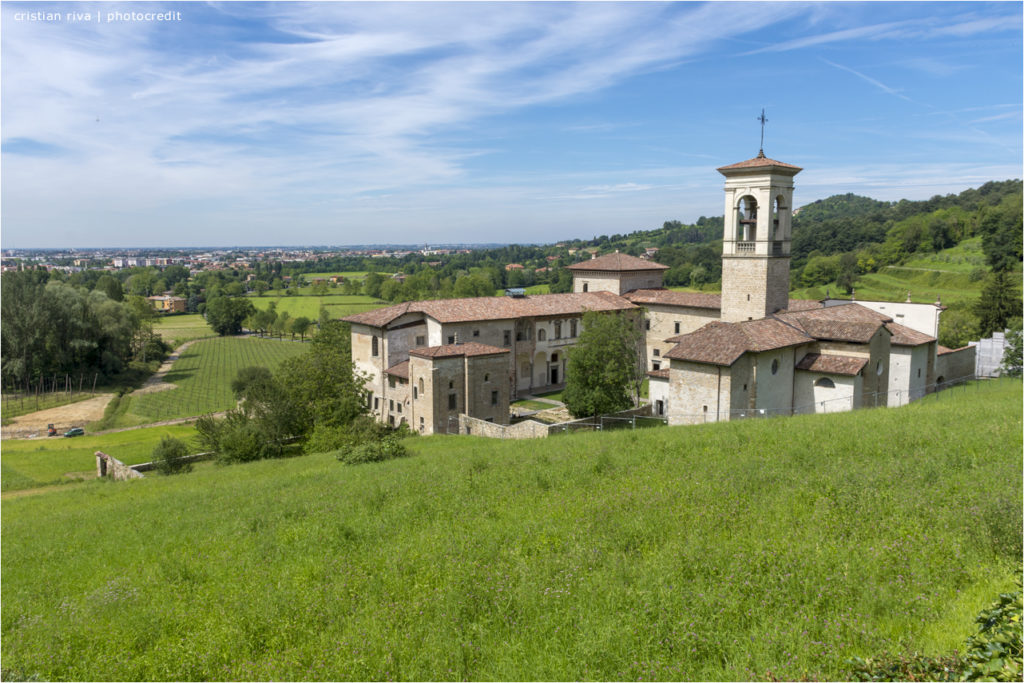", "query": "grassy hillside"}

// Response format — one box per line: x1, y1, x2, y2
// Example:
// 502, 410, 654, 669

2, 379, 1019, 681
